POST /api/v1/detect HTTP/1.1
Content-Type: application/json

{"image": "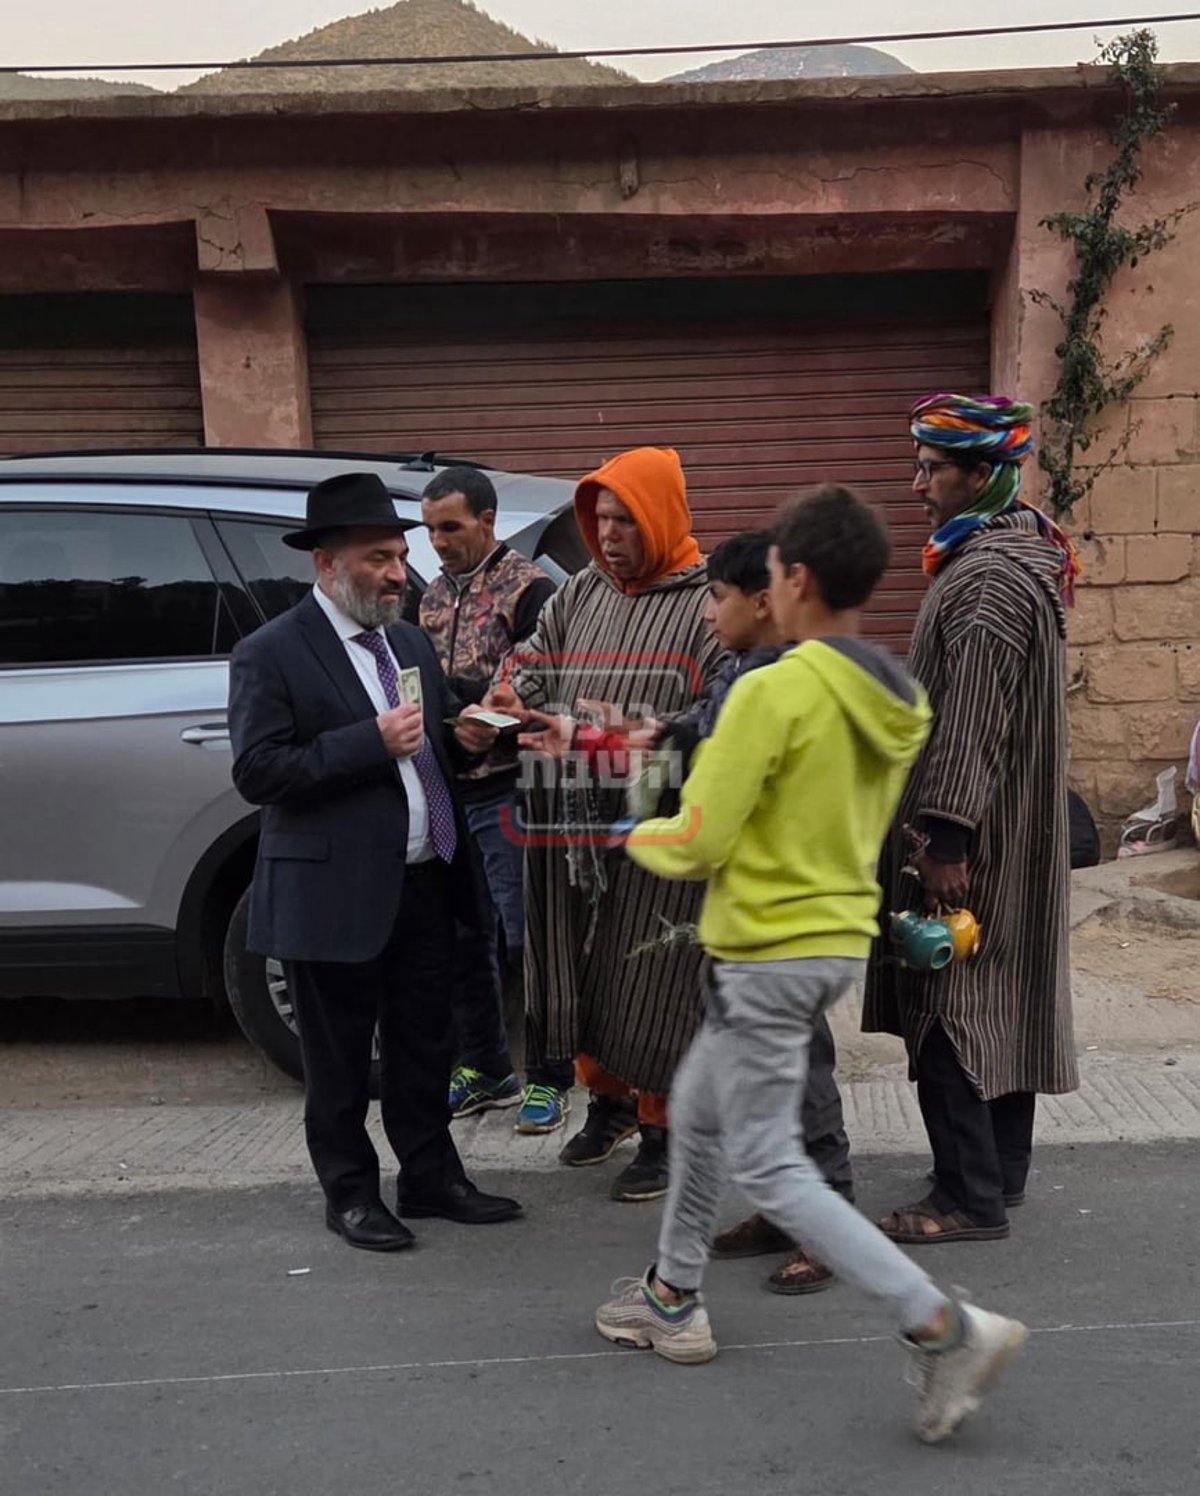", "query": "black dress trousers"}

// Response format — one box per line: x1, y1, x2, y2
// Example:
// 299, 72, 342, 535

285, 861, 464, 1212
